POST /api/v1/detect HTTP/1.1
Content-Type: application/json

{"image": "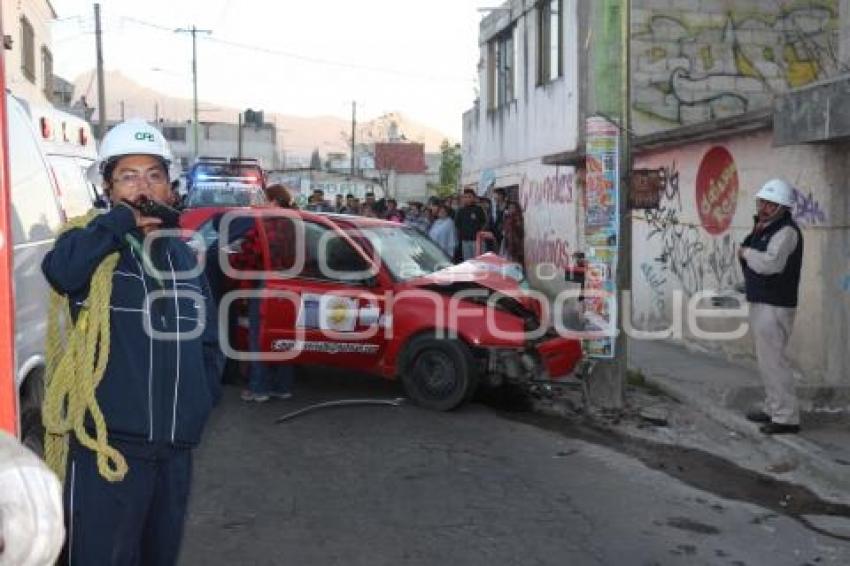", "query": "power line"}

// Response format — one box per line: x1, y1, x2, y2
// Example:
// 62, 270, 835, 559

118, 16, 468, 83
